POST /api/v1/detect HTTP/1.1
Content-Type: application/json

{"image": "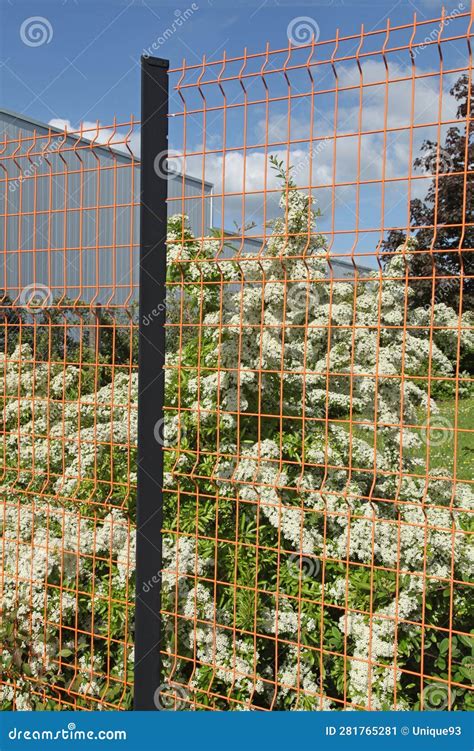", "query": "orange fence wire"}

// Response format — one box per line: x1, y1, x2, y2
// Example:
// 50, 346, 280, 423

0, 120, 139, 709
158, 9, 473, 711
0, 7, 473, 713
